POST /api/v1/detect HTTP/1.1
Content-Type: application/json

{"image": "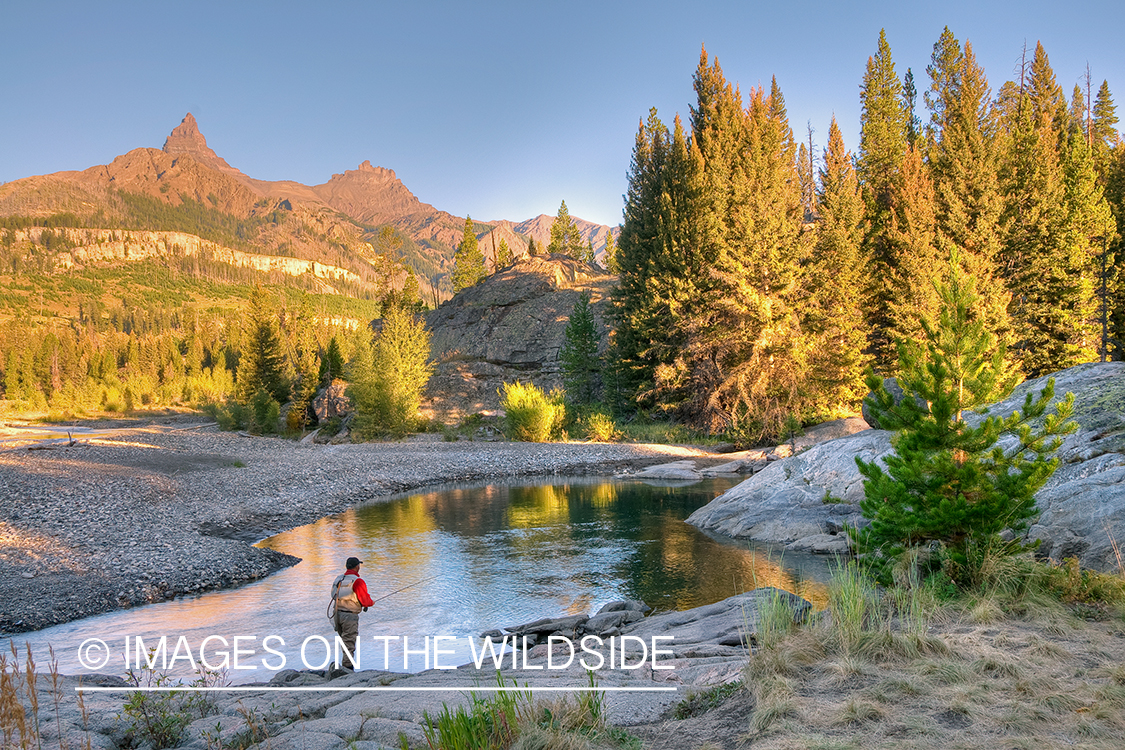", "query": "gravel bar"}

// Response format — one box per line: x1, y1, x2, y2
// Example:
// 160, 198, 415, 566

0, 420, 719, 635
